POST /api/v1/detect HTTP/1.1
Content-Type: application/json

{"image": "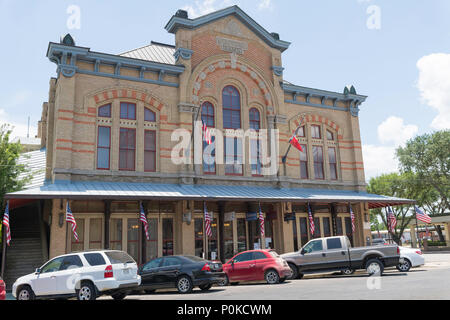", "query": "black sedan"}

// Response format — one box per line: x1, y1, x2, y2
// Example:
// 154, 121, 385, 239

138, 255, 226, 294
